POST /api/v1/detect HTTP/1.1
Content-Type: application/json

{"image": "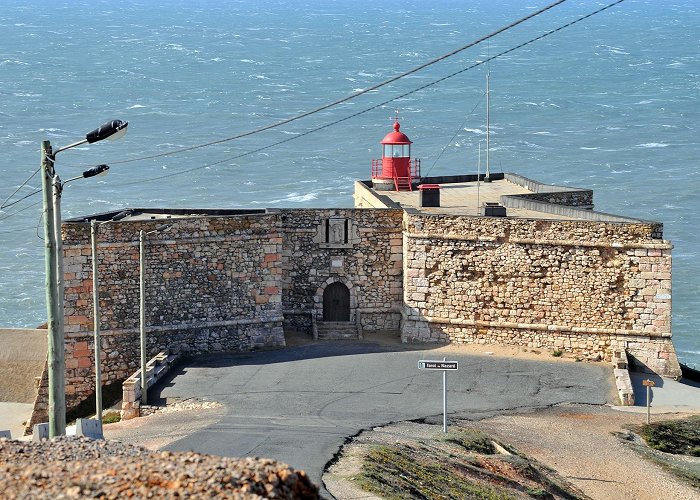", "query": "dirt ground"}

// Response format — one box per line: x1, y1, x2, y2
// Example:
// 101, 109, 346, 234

324, 405, 700, 500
